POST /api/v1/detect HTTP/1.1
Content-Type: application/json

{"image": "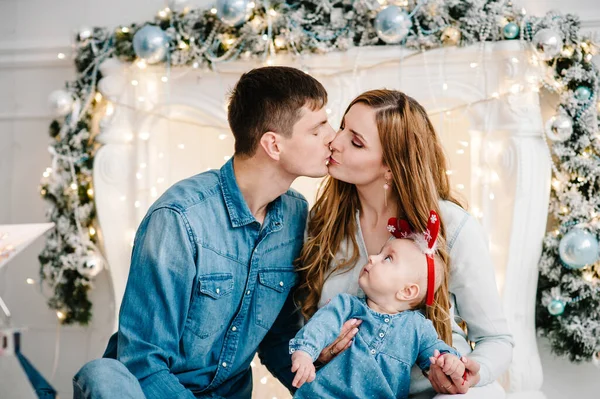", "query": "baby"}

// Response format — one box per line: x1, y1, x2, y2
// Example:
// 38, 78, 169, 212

289, 211, 465, 398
